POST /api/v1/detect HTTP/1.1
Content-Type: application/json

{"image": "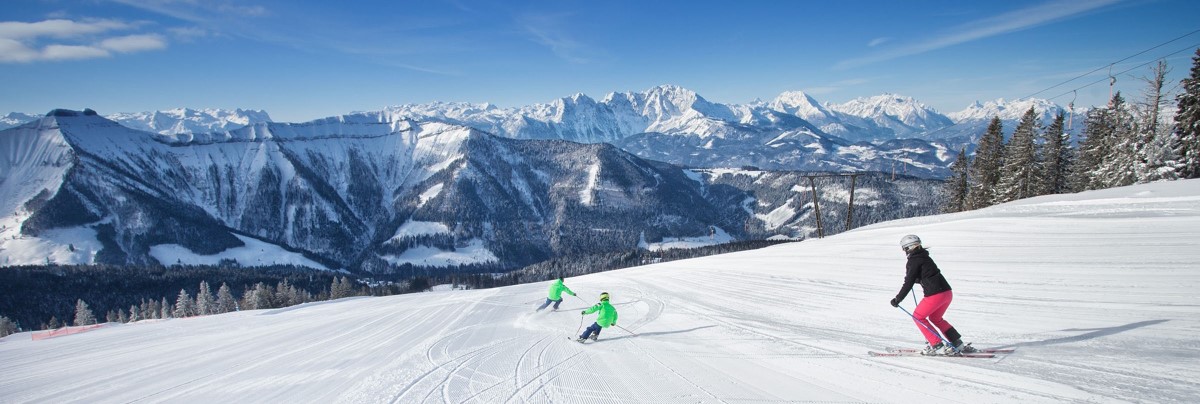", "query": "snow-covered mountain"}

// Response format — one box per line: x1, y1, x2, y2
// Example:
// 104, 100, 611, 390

937, 98, 1087, 144
0, 112, 40, 130
107, 108, 272, 135
3, 179, 1196, 402
0, 109, 271, 135
0, 109, 940, 271
4, 86, 1094, 179
827, 93, 956, 140
379, 85, 953, 177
